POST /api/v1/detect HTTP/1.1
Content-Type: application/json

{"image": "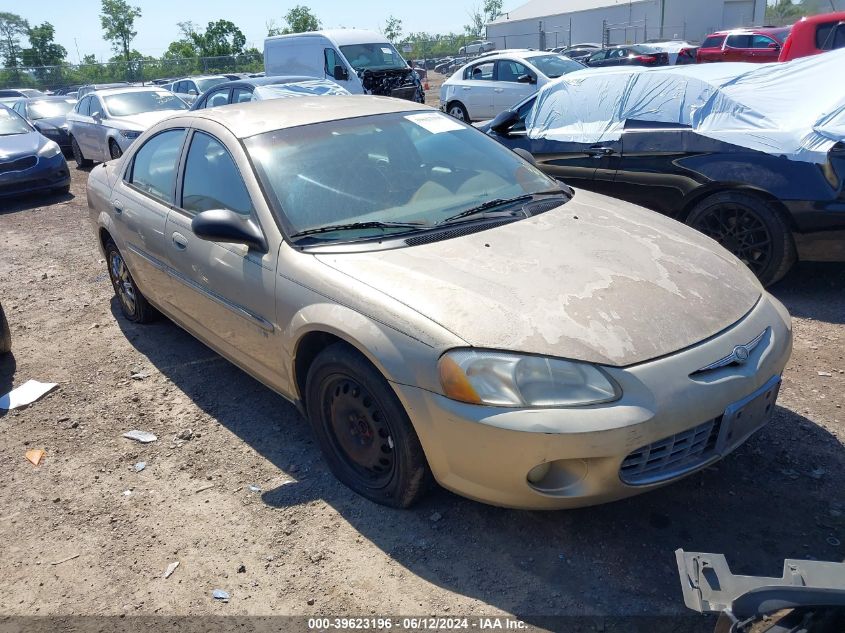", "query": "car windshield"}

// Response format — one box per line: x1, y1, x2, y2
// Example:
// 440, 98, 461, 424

527, 54, 584, 78
0, 108, 32, 135
20, 89, 44, 98
340, 43, 406, 70
27, 100, 75, 119
196, 77, 228, 92
245, 111, 560, 242
103, 91, 188, 116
